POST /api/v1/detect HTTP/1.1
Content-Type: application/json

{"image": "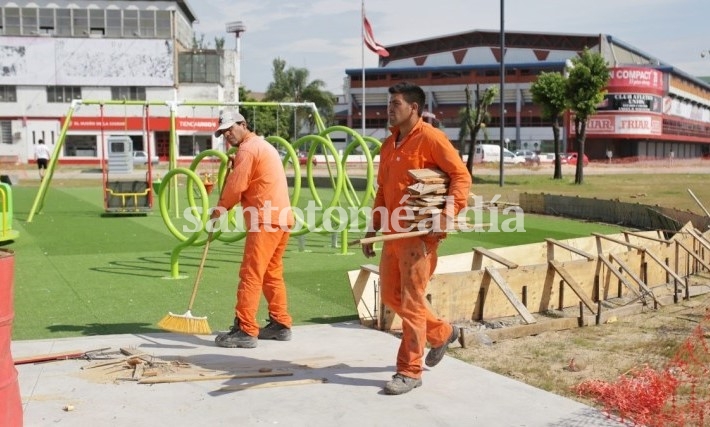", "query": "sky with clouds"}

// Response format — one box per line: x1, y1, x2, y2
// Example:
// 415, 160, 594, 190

189, 0, 710, 94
